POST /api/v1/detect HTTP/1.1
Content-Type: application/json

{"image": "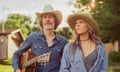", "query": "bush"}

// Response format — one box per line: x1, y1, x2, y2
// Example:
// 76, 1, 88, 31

109, 51, 120, 65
